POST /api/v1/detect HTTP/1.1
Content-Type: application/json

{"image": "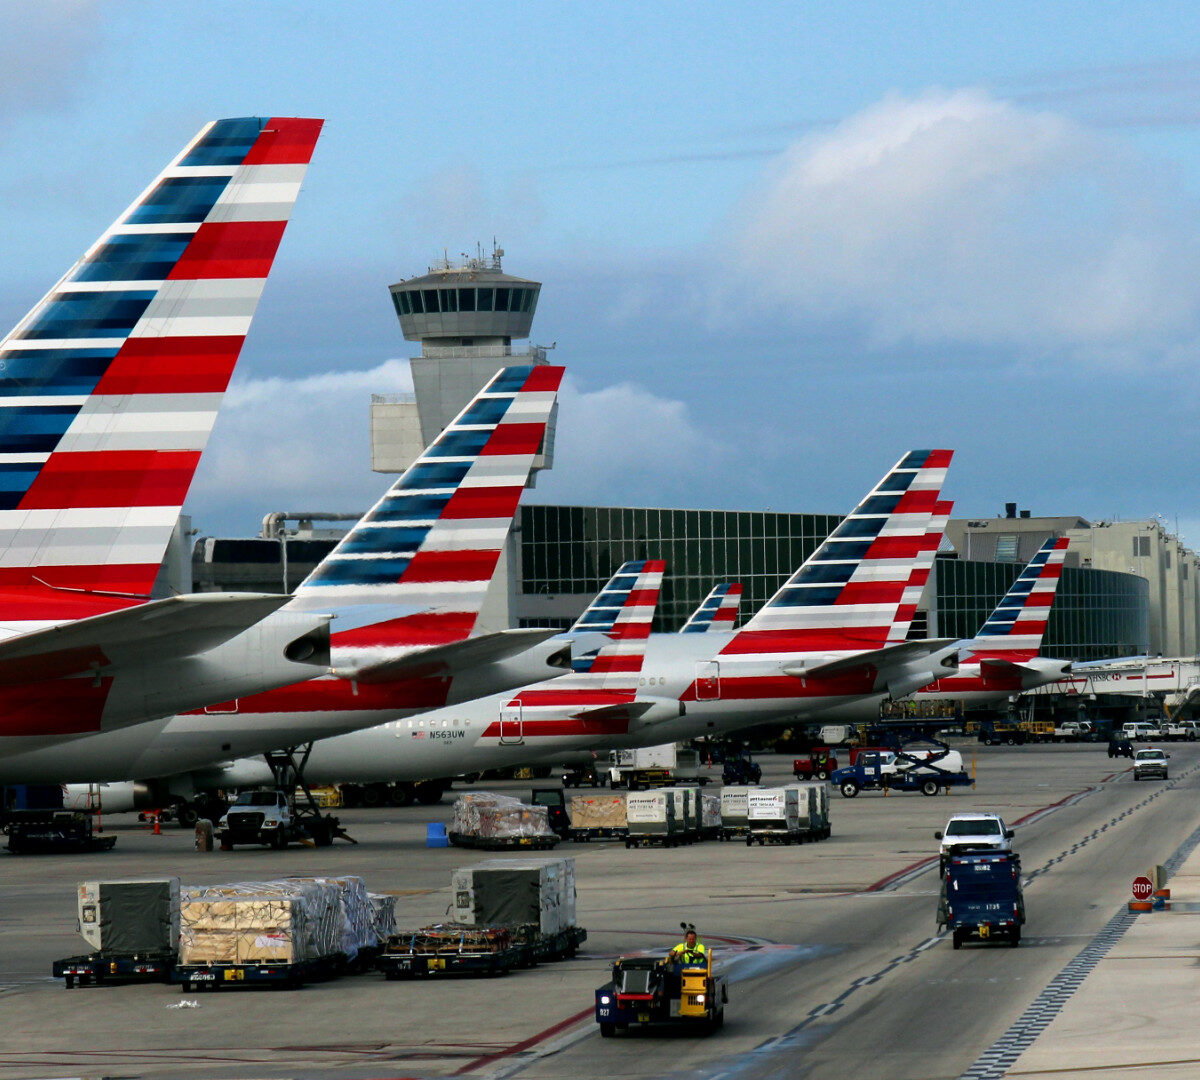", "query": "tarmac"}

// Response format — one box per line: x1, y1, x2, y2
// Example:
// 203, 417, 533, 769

1001, 832, 1200, 1080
